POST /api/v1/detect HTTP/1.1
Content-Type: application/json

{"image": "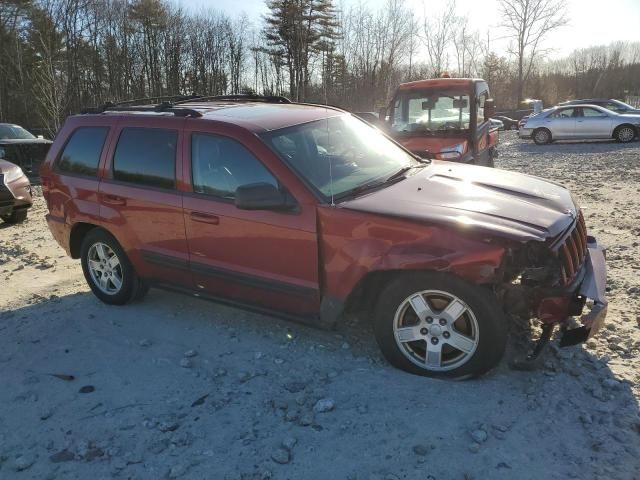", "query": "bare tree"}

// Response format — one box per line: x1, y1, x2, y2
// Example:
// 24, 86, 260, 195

421, 0, 456, 77
499, 0, 568, 104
